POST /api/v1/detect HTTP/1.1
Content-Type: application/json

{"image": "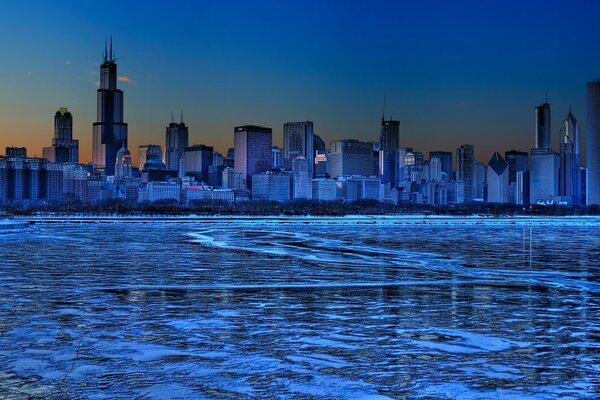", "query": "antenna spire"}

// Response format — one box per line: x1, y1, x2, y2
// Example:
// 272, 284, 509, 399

109, 36, 113, 62
180, 111, 183, 124
382, 95, 386, 124
103, 36, 108, 63
171, 112, 174, 124
545, 90, 548, 104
